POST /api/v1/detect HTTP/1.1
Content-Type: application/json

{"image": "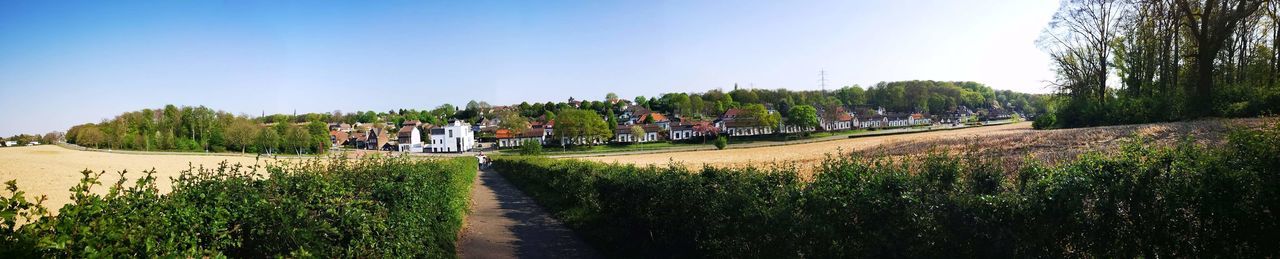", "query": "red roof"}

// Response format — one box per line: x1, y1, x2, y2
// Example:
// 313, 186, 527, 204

643, 113, 669, 122
496, 129, 515, 139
